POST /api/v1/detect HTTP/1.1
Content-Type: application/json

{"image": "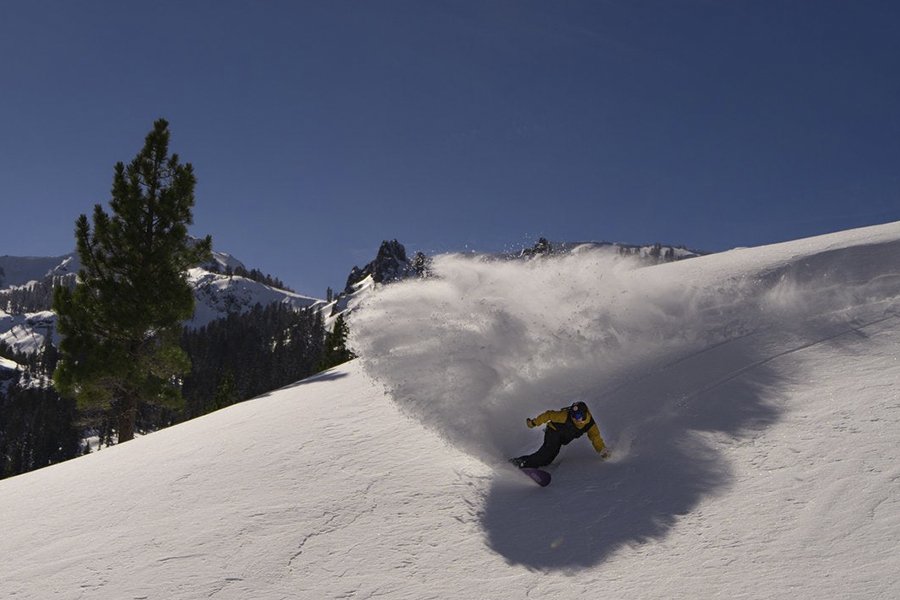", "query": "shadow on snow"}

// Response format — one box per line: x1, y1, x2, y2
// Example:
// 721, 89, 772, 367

479, 332, 789, 570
